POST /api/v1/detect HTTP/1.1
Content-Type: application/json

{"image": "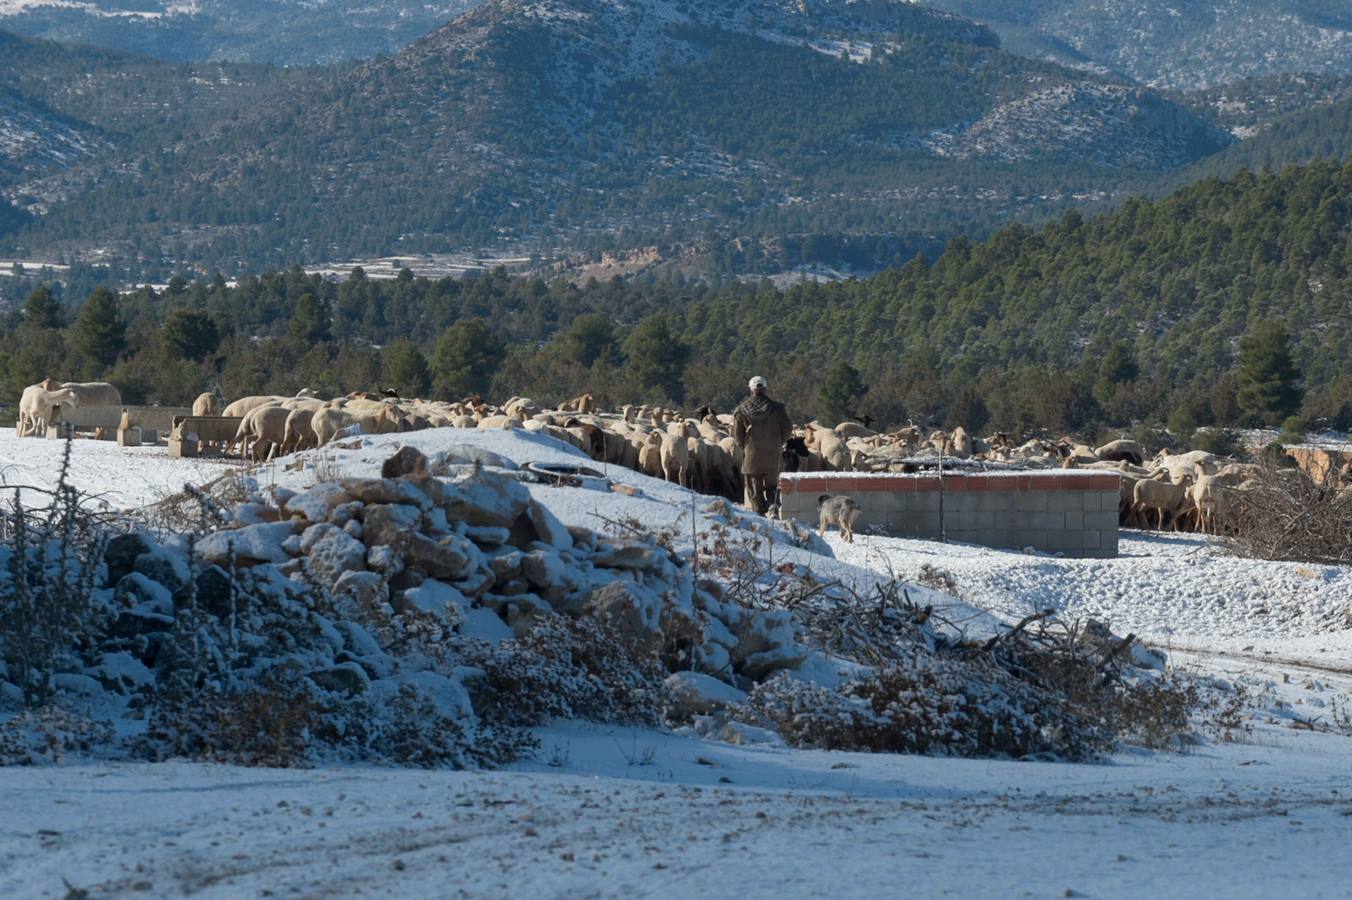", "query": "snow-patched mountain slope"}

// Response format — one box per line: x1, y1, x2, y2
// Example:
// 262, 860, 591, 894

0, 0, 478, 64
930, 0, 1352, 90
924, 82, 1227, 168
0, 87, 106, 182
394, 0, 996, 115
